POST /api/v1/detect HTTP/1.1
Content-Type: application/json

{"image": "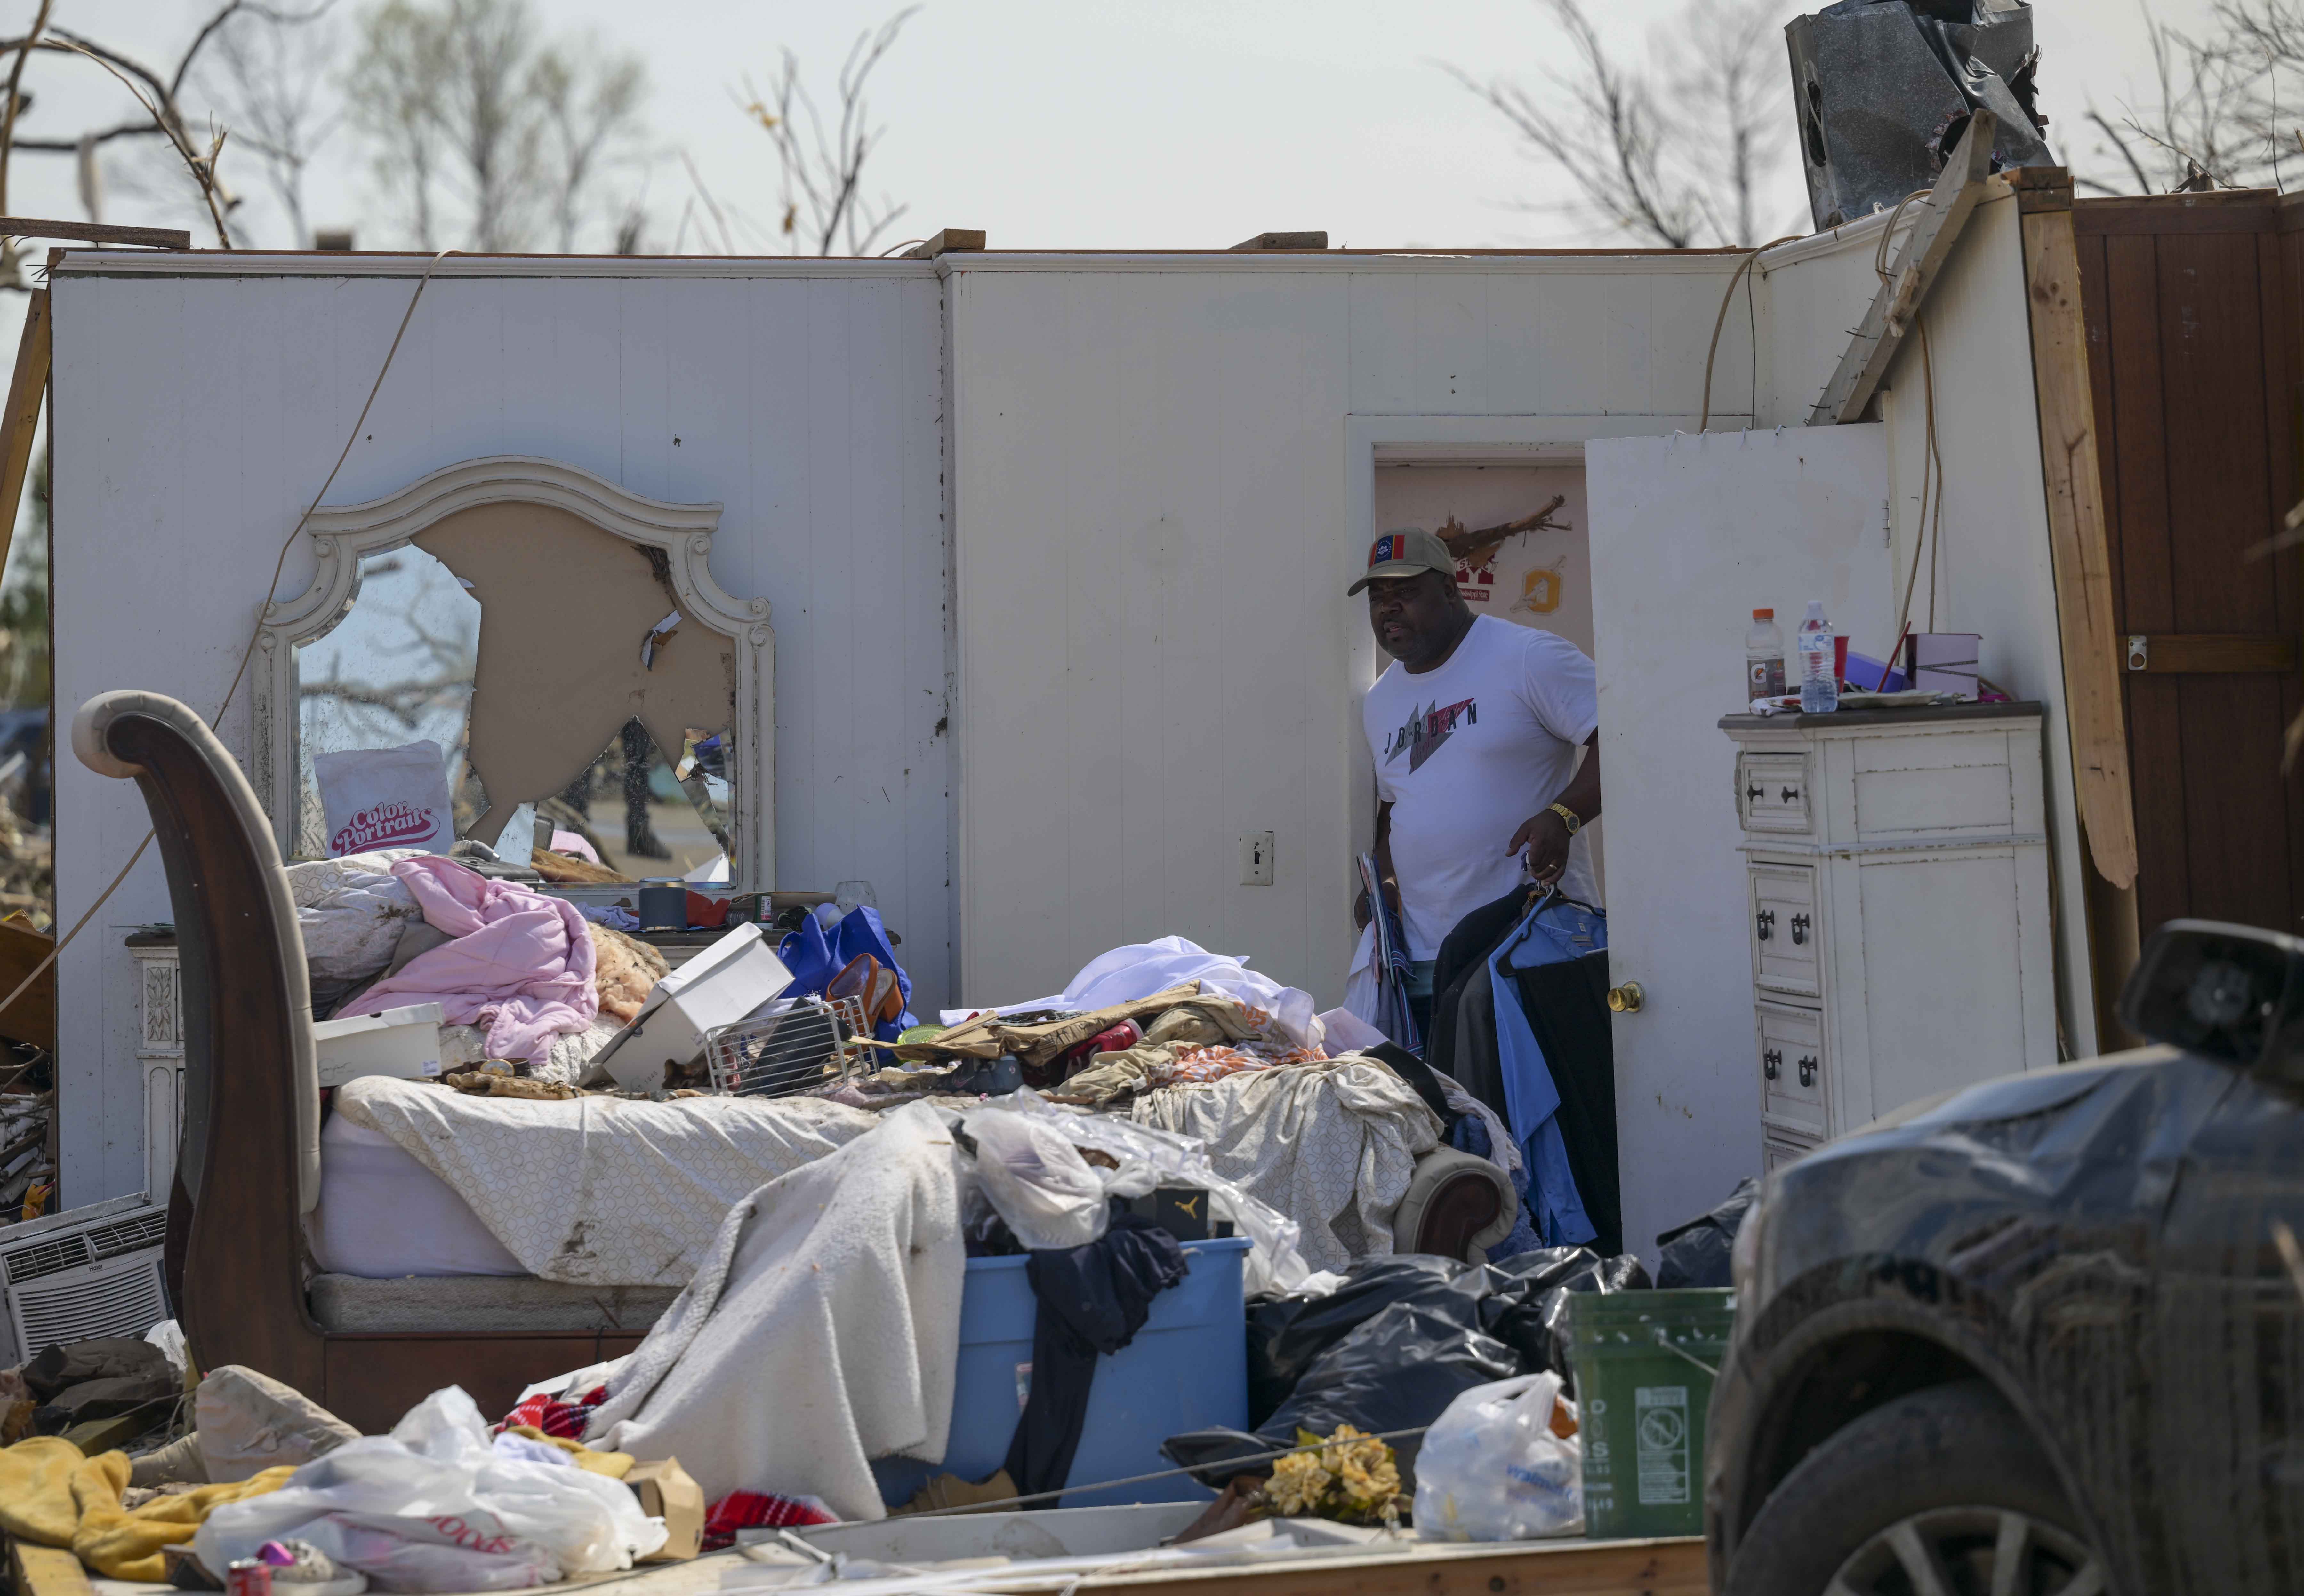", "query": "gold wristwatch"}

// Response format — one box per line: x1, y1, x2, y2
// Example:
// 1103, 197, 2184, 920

1547, 802, 1583, 836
